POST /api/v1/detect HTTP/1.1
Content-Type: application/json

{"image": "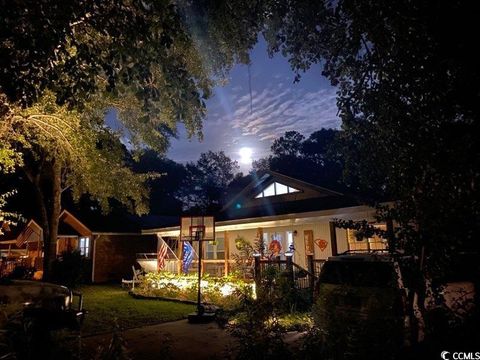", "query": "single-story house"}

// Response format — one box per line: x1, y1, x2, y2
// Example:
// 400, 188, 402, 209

0, 210, 156, 282
142, 171, 387, 276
